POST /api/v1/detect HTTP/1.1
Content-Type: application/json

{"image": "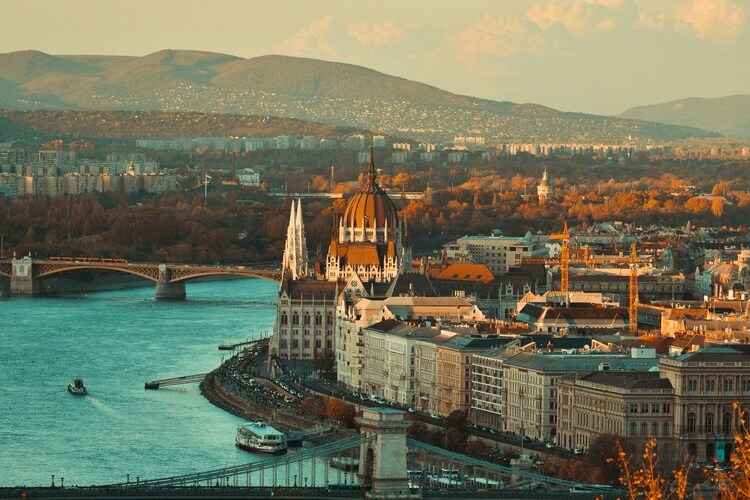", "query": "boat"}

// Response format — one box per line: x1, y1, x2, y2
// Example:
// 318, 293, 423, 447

329, 456, 360, 471
235, 422, 287, 455
67, 378, 87, 395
